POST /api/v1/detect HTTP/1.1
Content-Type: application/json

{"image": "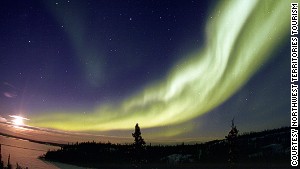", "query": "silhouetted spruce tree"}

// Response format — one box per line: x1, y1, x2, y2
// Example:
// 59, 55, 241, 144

0, 144, 3, 169
132, 123, 146, 148
132, 123, 146, 168
7, 154, 12, 169
226, 119, 238, 169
